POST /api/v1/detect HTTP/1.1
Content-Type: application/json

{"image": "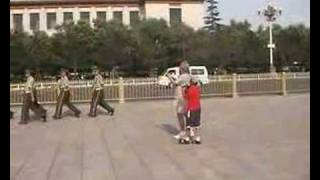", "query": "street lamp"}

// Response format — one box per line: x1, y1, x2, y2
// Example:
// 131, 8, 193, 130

258, 3, 282, 73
